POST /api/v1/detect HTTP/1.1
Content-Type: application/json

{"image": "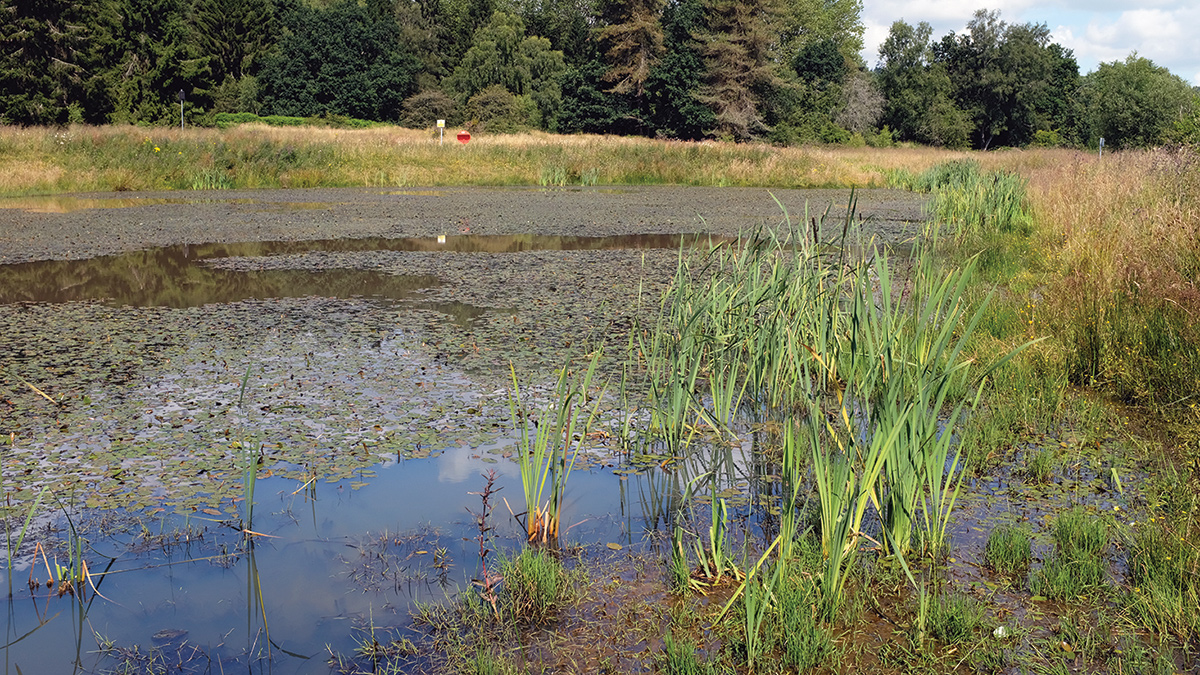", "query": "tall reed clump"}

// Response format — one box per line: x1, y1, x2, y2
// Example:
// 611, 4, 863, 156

642, 199, 1028, 626
632, 200, 855, 448
888, 158, 1032, 243
507, 351, 604, 545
